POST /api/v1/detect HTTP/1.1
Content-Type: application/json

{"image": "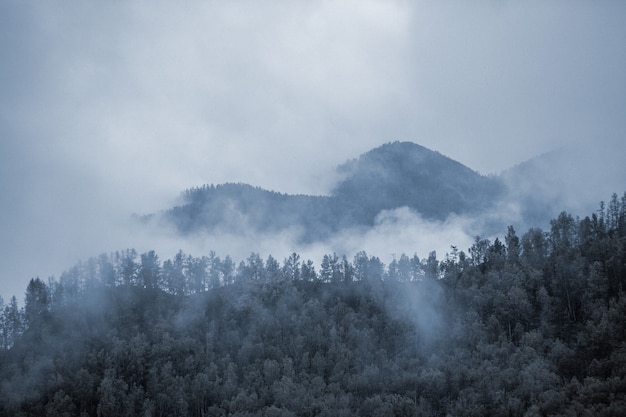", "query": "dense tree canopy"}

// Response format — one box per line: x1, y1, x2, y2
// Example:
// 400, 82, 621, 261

1, 193, 625, 416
